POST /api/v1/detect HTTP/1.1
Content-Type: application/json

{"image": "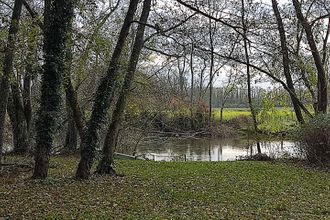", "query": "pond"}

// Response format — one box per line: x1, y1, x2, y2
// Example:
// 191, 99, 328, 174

135, 138, 301, 161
